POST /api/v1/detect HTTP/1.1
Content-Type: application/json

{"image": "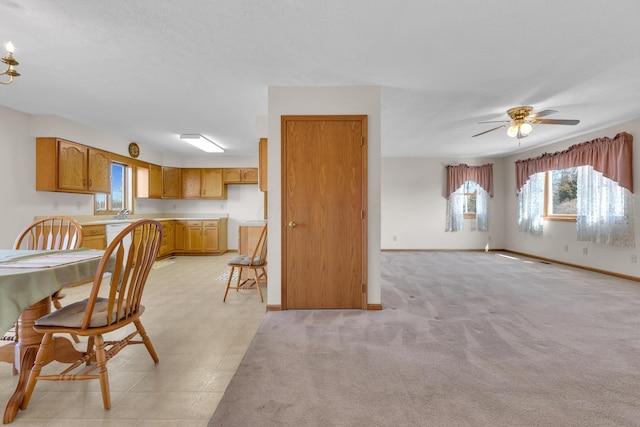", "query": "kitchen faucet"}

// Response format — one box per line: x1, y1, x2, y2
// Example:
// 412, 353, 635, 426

115, 209, 130, 220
